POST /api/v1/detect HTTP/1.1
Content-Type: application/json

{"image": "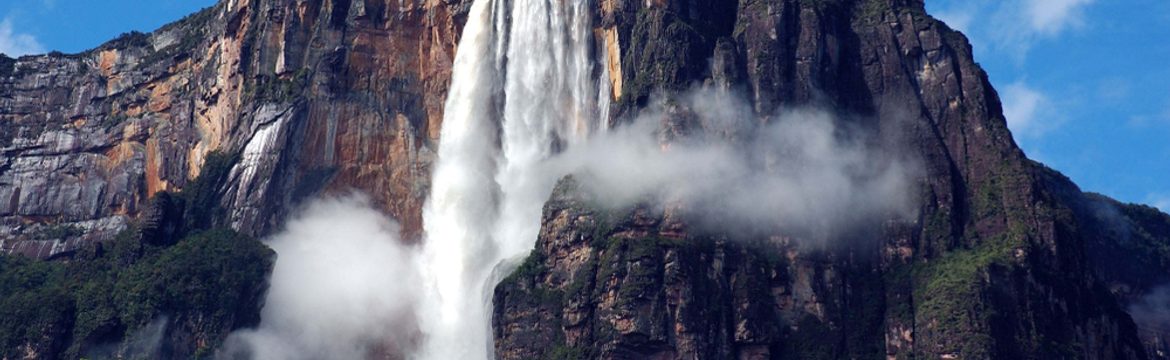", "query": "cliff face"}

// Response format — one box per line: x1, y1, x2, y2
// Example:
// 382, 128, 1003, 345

493, 0, 1169, 359
0, 0, 470, 258
1, 0, 1168, 359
